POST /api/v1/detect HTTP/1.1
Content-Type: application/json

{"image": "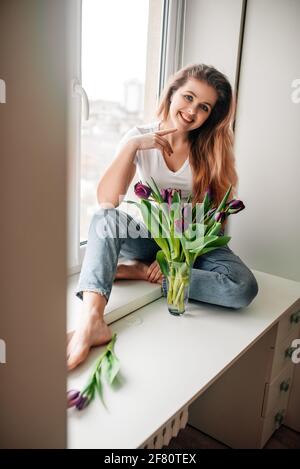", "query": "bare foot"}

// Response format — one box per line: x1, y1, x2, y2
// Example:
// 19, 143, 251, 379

115, 260, 163, 284
115, 261, 149, 281
67, 310, 112, 370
